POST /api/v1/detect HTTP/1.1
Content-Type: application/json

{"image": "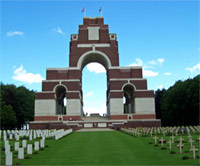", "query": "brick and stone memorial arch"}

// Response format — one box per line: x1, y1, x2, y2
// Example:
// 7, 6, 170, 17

30, 17, 161, 129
